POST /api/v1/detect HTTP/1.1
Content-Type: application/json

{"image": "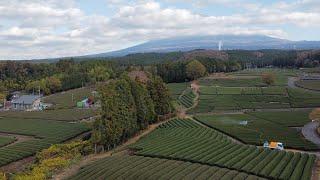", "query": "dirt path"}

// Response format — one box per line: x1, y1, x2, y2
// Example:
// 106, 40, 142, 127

53, 118, 172, 180
177, 81, 200, 119
188, 81, 200, 110
0, 132, 37, 147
